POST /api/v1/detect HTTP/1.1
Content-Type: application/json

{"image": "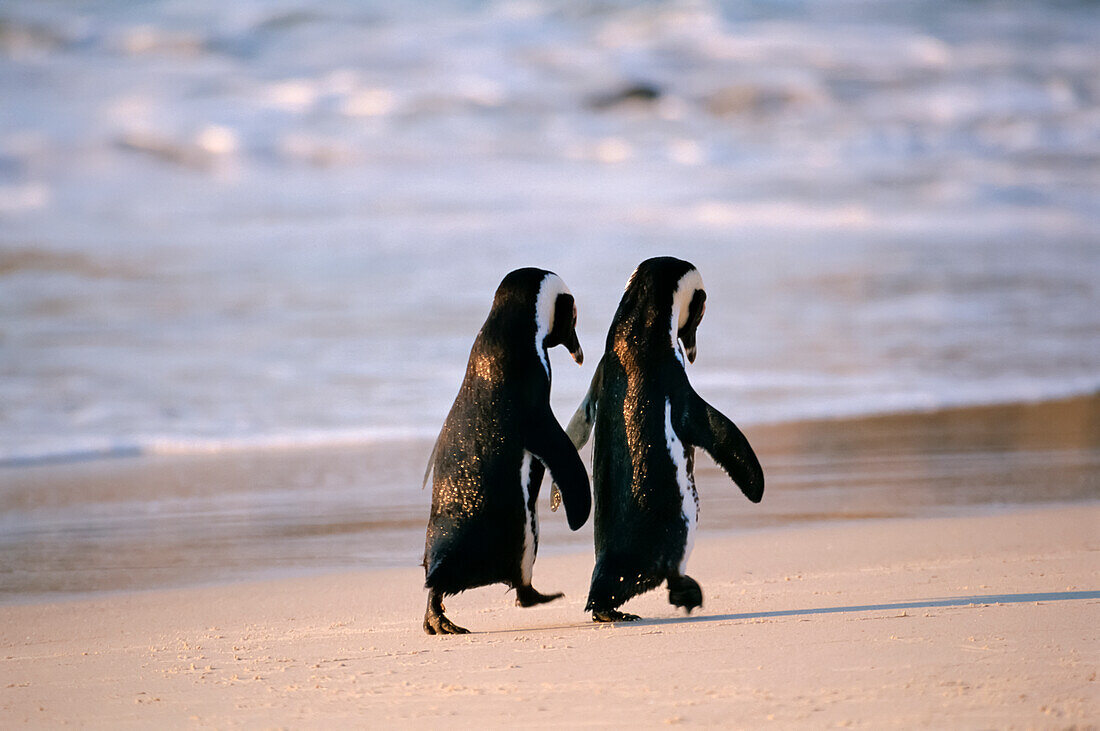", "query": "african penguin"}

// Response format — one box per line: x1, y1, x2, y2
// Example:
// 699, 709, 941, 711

566, 256, 764, 622
422, 268, 591, 635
